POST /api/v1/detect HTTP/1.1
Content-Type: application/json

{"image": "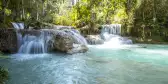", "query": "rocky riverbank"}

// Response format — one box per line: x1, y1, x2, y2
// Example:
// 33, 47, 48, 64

131, 37, 168, 44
